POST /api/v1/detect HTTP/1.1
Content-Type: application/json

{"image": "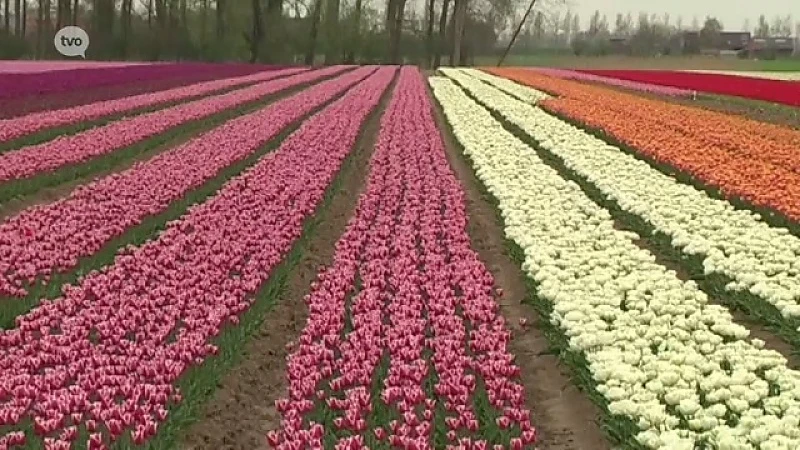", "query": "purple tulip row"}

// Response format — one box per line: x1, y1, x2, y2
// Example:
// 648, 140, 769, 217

0, 62, 278, 99
0, 66, 396, 449
0, 61, 150, 74
531, 67, 693, 97
0, 66, 350, 184
0, 66, 378, 299
268, 67, 536, 450
0, 66, 288, 120
0, 67, 308, 144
